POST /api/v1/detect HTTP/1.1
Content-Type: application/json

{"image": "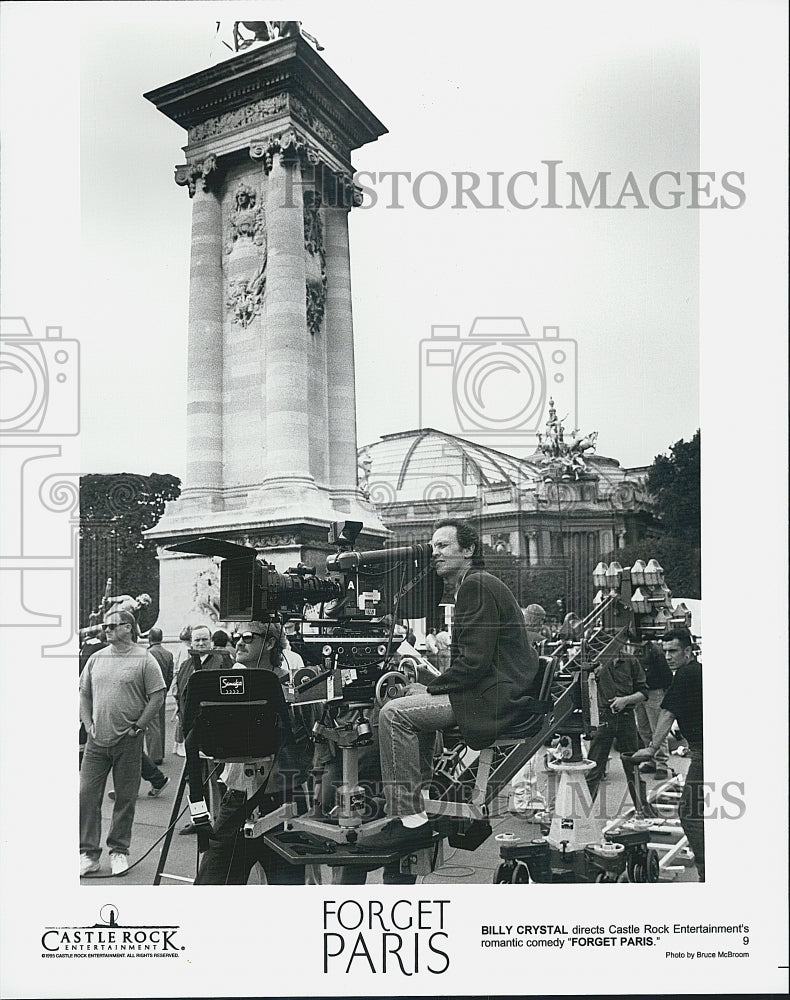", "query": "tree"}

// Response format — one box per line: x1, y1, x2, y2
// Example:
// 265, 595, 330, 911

481, 549, 568, 615
607, 431, 701, 598
79, 473, 181, 630
647, 430, 700, 544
